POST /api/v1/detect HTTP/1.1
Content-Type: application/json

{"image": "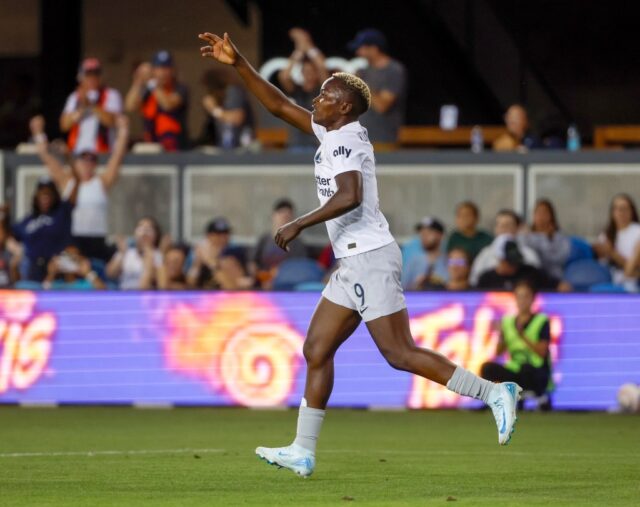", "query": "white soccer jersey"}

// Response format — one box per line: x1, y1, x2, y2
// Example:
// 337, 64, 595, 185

312, 120, 394, 258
